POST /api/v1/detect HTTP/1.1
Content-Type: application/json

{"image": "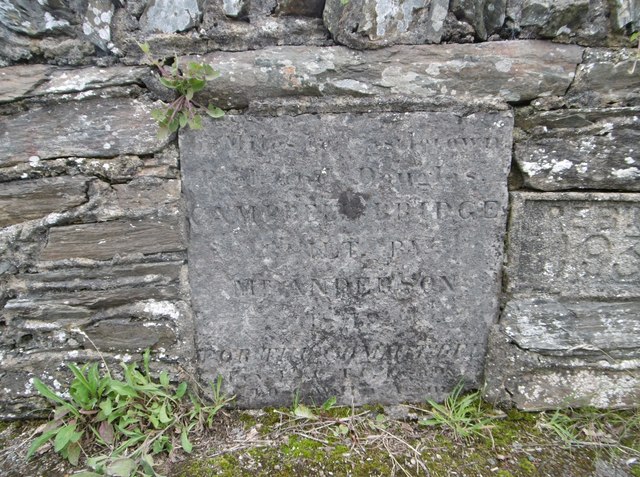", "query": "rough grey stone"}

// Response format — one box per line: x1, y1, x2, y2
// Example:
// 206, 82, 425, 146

192, 41, 582, 109
82, 319, 176, 351
483, 327, 640, 410
222, 0, 246, 18
0, 0, 83, 36
323, 0, 449, 48
0, 145, 179, 184
17, 262, 184, 295
451, 0, 506, 40
514, 107, 640, 191
180, 109, 512, 406
34, 37, 96, 66
249, 0, 278, 19
0, 65, 50, 104
506, 192, 640, 298
612, 0, 640, 31
0, 23, 32, 65
4, 287, 182, 318
506, 0, 611, 44
484, 298, 640, 409
277, 0, 325, 16
81, 0, 114, 51
441, 11, 476, 42
0, 176, 89, 228
29, 65, 147, 98
140, 0, 201, 33
499, 299, 640, 357
566, 48, 640, 108
0, 97, 170, 166
40, 217, 185, 261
